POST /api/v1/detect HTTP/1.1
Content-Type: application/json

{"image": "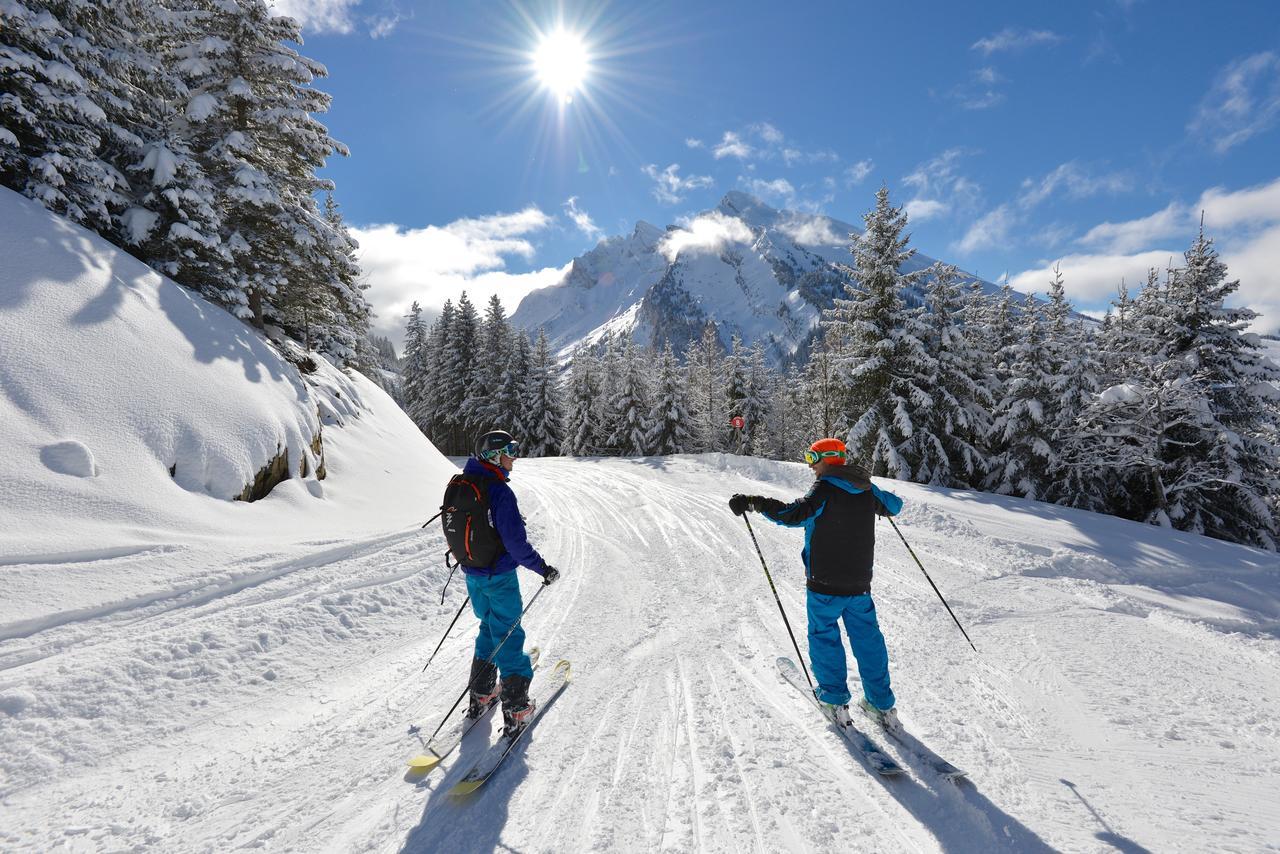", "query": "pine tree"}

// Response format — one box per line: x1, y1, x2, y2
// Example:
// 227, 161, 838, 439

723, 335, 749, 454
741, 342, 773, 456
400, 302, 430, 431
917, 262, 991, 486
607, 336, 652, 456
824, 186, 932, 478
646, 342, 692, 455
985, 294, 1056, 500
521, 329, 562, 457
1041, 266, 1102, 505
562, 345, 601, 456
1157, 227, 1279, 548
172, 0, 352, 329
683, 322, 723, 453
476, 295, 514, 429
0, 0, 133, 229
501, 330, 532, 439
